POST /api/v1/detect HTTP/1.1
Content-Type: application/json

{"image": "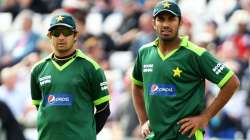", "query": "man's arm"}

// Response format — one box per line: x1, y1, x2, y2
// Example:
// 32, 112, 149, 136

178, 74, 240, 137
201, 74, 240, 123
132, 84, 151, 138
95, 101, 110, 134
30, 66, 42, 111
